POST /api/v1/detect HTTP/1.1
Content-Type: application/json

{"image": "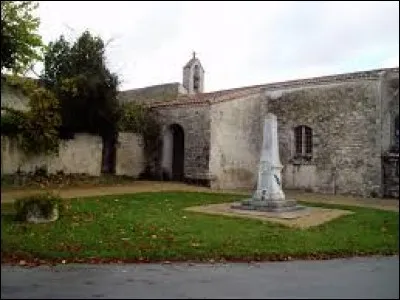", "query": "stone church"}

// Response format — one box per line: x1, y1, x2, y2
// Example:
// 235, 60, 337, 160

1, 54, 398, 198
119, 53, 399, 198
